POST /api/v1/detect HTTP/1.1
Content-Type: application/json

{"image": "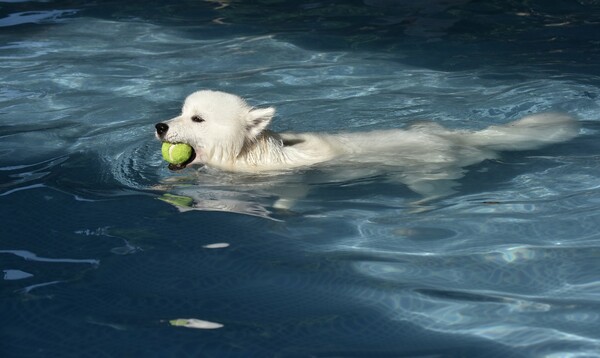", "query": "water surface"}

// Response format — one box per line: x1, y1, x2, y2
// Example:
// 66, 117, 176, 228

1, 1, 600, 357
